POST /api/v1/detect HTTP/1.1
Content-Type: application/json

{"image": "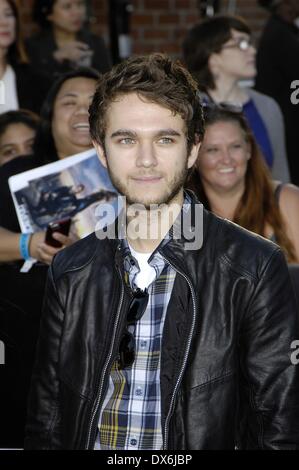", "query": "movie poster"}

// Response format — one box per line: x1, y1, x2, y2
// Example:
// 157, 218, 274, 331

9, 149, 119, 238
